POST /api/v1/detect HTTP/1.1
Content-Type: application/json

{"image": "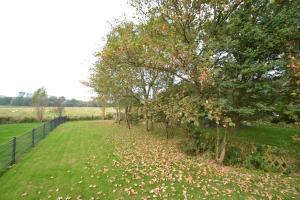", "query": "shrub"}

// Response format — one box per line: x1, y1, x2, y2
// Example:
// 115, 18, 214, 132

129, 113, 140, 124
0, 117, 12, 124
244, 154, 269, 170
179, 139, 197, 156
179, 129, 216, 156
66, 116, 103, 121
224, 146, 243, 166
0, 116, 38, 124
283, 165, 295, 175
104, 113, 114, 120
178, 127, 298, 174
22, 117, 36, 123
179, 127, 202, 155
